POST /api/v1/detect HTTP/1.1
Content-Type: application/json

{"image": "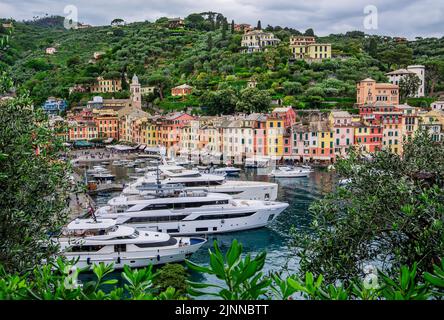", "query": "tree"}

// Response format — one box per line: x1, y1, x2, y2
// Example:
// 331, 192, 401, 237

424, 59, 444, 96
207, 34, 213, 51
236, 88, 271, 113
111, 18, 124, 26
257, 20, 262, 30
0, 94, 70, 273
200, 88, 238, 115
366, 37, 378, 58
147, 73, 170, 100
153, 263, 189, 295
221, 18, 228, 41
399, 73, 421, 102
304, 28, 315, 36
231, 20, 235, 34
293, 130, 444, 284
